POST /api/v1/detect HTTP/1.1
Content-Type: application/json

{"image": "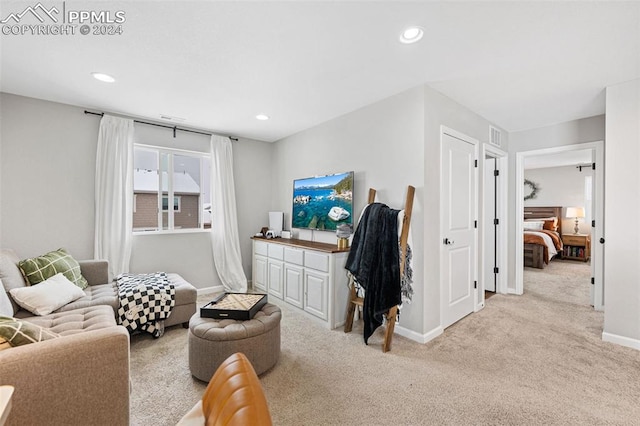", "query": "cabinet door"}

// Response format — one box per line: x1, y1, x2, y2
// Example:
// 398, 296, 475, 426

304, 270, 328, 320
284, 264, 304, 308
268, 259, 284, 299
253, 255, 268, 292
